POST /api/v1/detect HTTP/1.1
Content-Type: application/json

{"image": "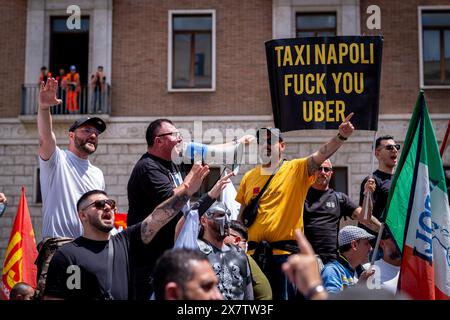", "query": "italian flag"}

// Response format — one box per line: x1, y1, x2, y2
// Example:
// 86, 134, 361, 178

384, 91, 450, 300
